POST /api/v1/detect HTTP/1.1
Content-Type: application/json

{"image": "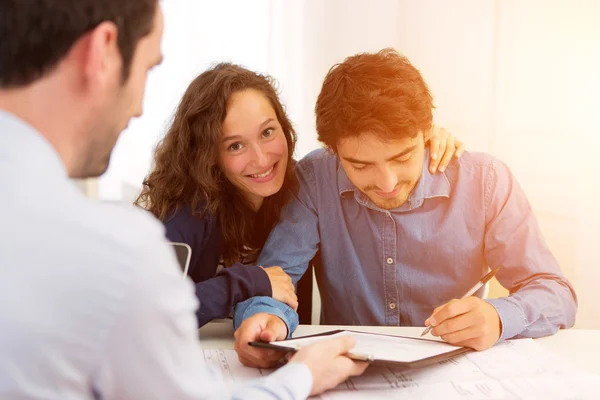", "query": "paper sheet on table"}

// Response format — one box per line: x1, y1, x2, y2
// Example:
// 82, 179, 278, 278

202, 339, 600, 399
268, 330, 463, 363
